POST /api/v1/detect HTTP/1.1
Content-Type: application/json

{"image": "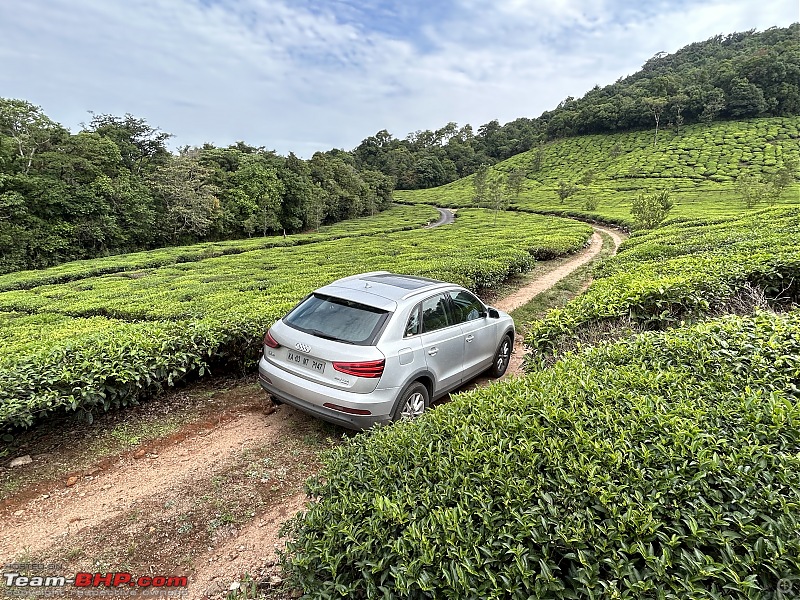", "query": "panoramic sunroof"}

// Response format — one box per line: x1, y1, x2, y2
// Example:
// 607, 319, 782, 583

361, 274, 439, 290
